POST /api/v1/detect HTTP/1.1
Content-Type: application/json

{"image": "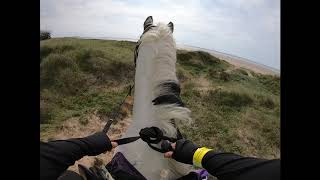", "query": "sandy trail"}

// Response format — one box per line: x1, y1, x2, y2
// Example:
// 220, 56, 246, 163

48, 96, 133, 173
